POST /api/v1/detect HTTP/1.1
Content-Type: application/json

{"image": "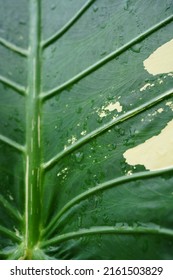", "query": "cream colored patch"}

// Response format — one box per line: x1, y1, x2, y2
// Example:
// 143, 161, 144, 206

81, 130, 87, 136
157, 108, 164, 113
57, 167, 68, 177
158, 79, 163, 84
67, 135, 77, 144
99, 111, 107, 118
140, 83, 154, 92
104, 102, 122, 113
140, 83, 151, 92
123, 120, 173, 171
127, 170, 133, 175
166, 101, 173, 111
143, 39, 173, 75
98, 101, 122, 118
